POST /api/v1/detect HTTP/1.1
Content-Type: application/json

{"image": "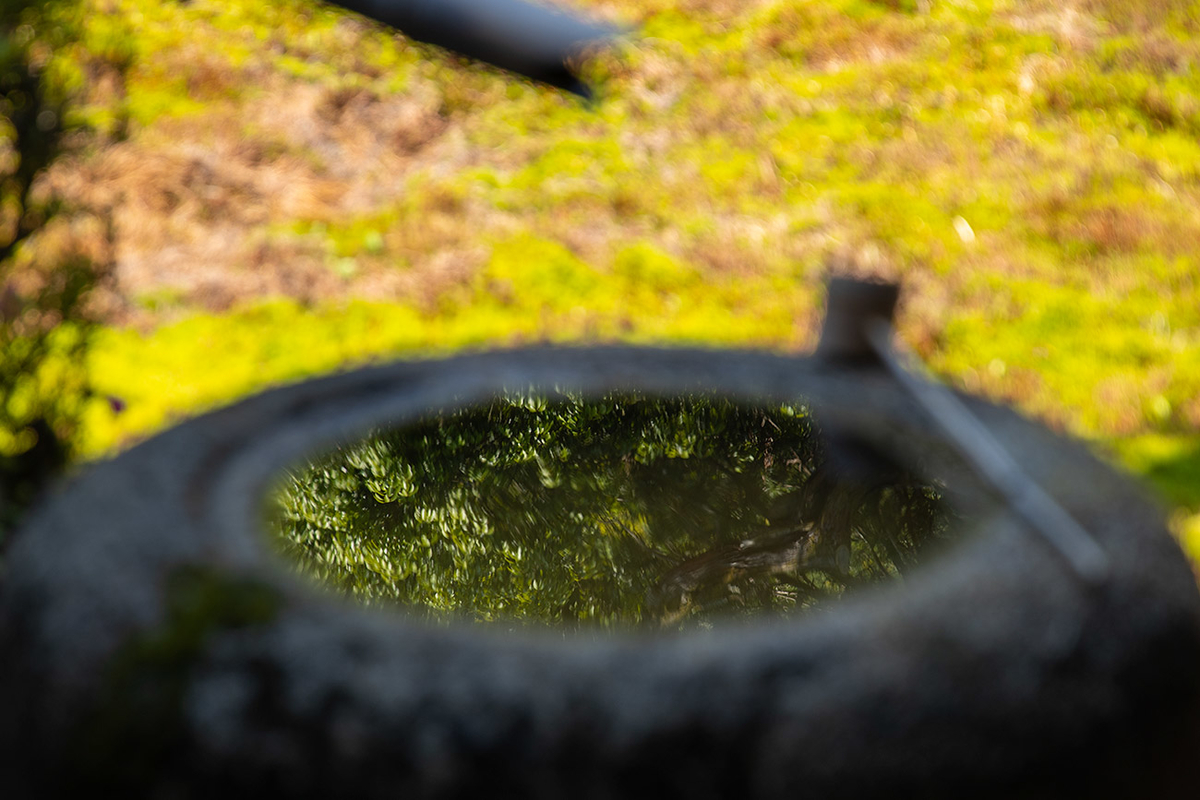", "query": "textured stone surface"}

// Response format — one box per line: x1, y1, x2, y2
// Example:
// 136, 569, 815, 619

2, 345, 1199, 797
